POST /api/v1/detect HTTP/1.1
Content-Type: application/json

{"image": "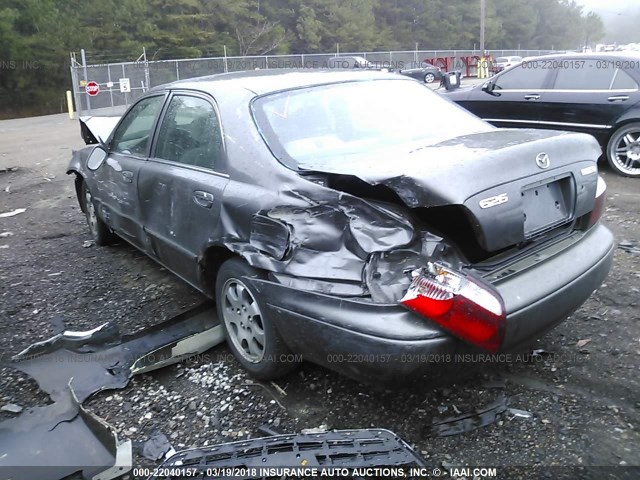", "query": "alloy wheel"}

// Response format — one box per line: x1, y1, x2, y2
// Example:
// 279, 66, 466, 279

608, 126, 640, 176
221, 278, 265, 363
